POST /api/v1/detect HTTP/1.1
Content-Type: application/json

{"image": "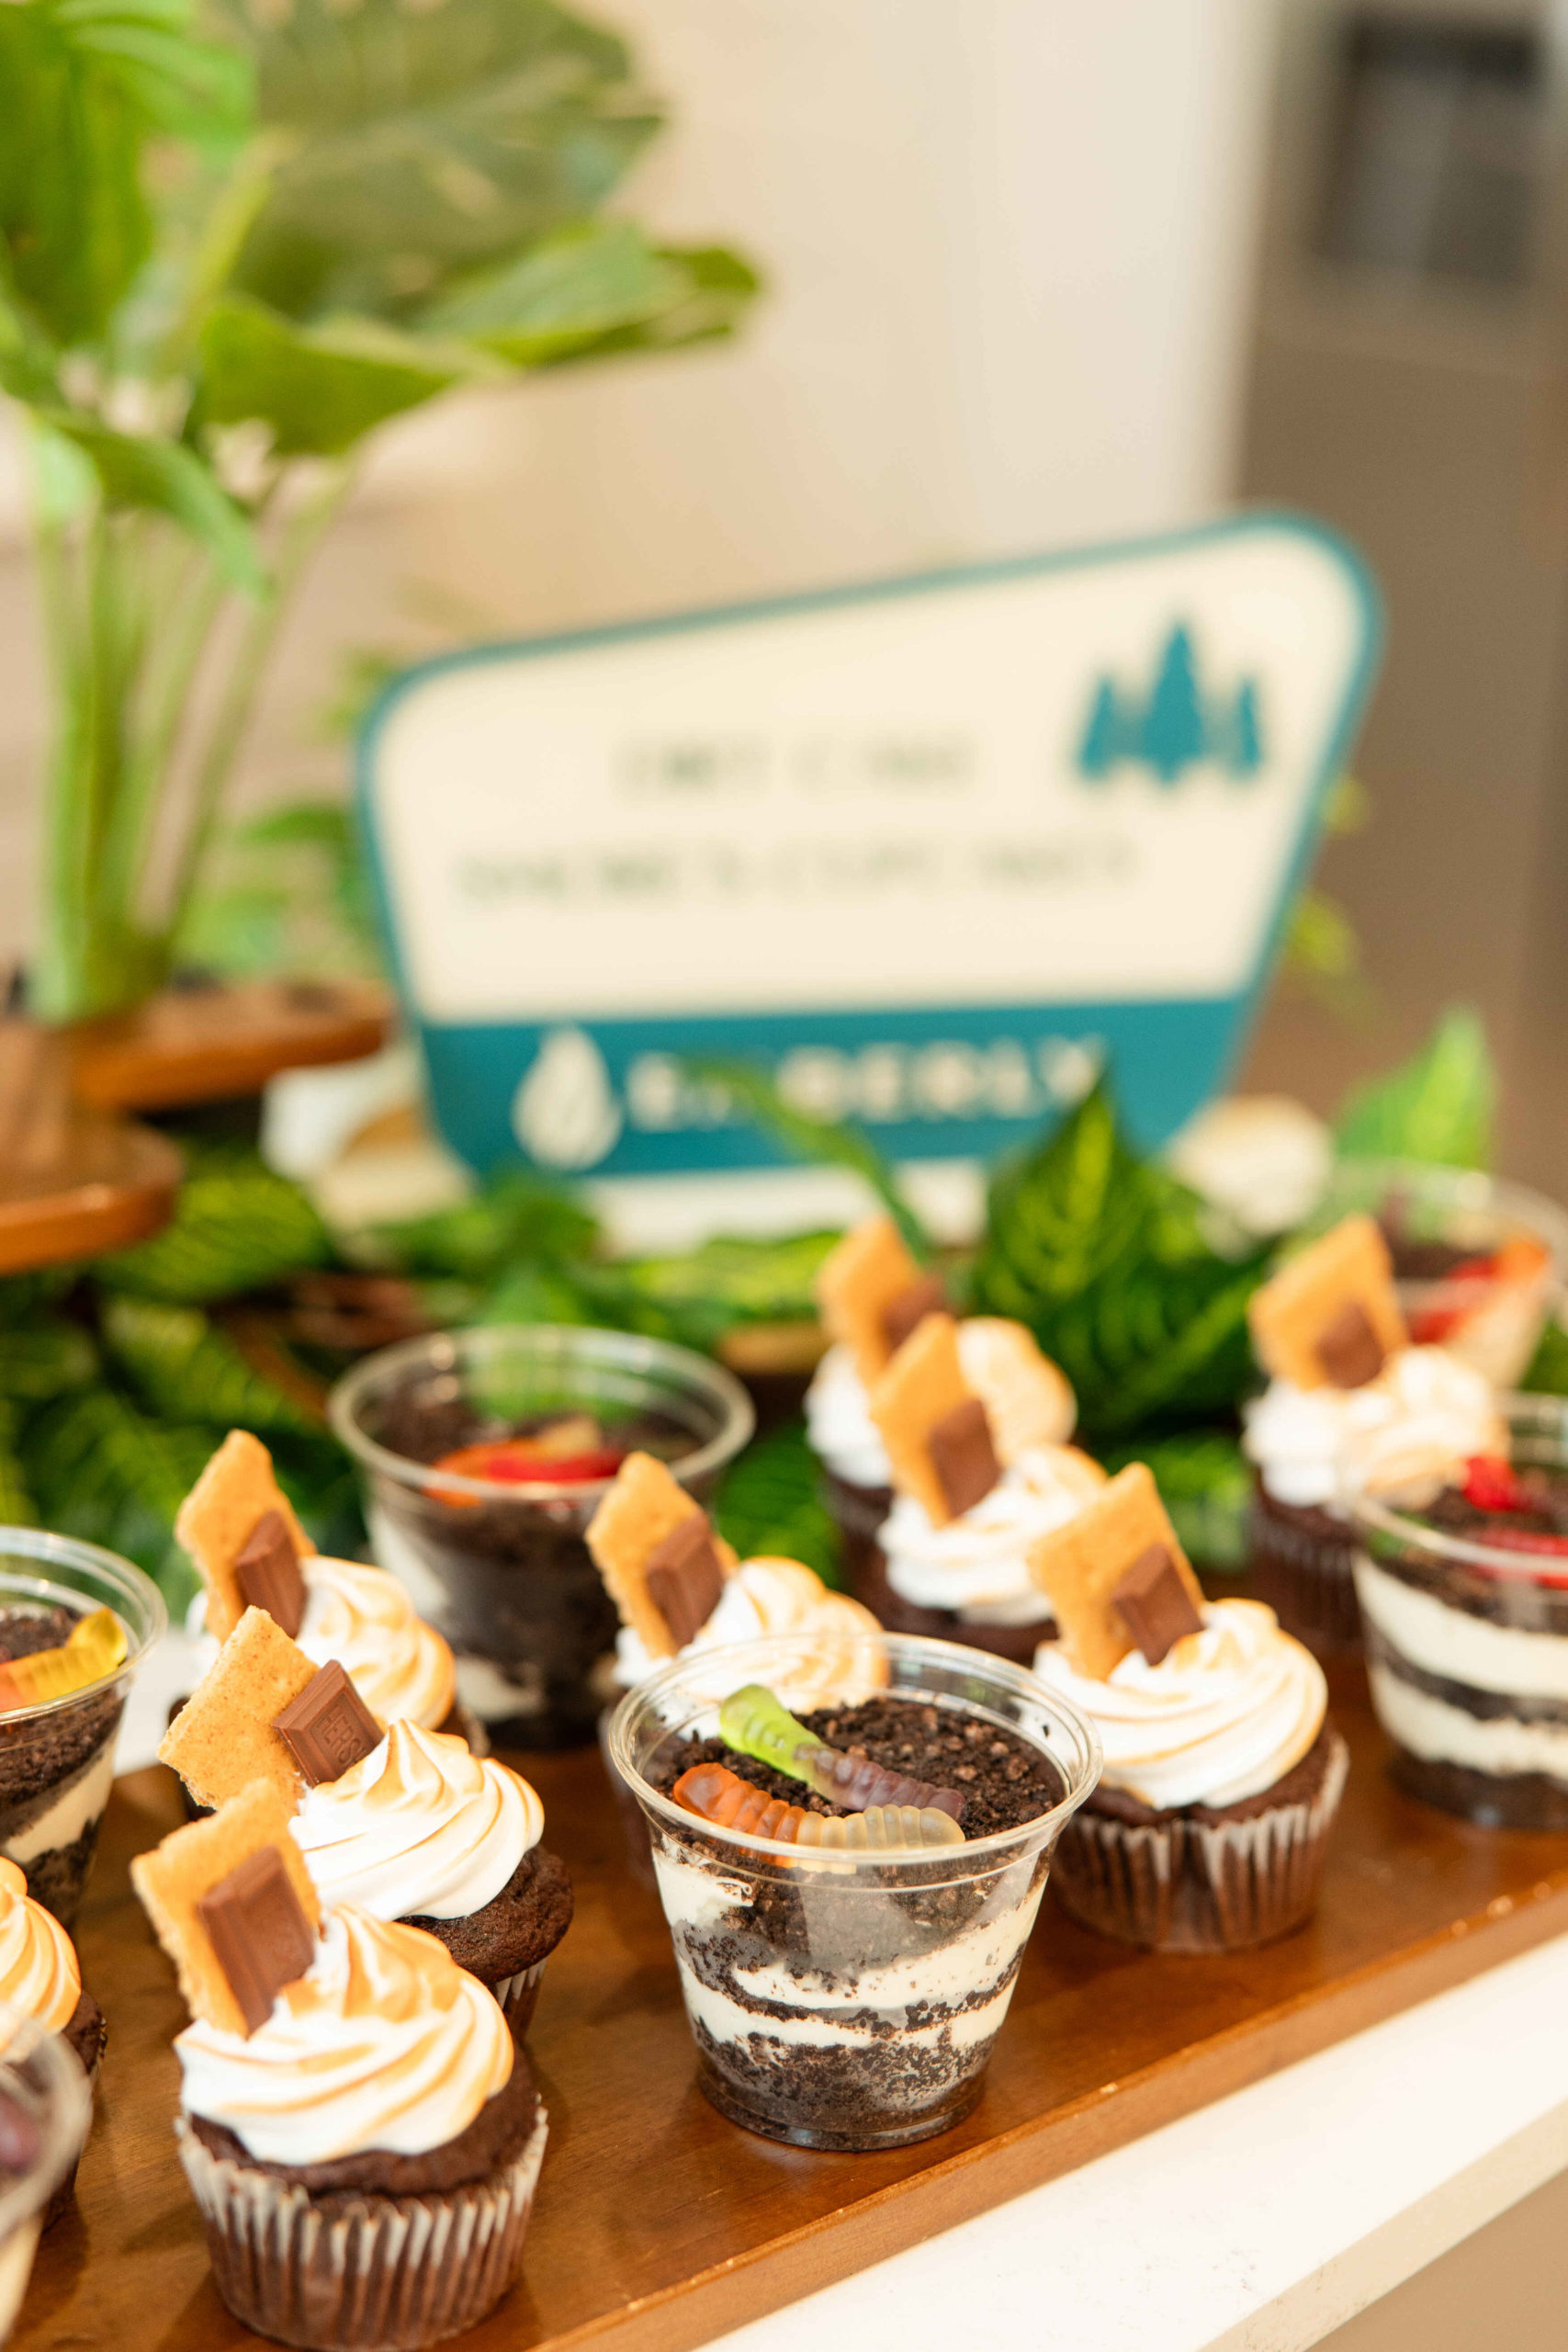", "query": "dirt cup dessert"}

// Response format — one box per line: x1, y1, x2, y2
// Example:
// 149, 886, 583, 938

331, 1325, 754, 1748
1350, 1396, 1568, 1828
1032, 1464, 1347, 1951
162, 1608, 571, 2038
178, 1432, 460, 1737
1242, 1216, 1504, 1655
851, 1312, 1101, 1665
0, 1531, 164, 1926
610, 1629, 1099, 2152
133, 1784, 548, 2352
807, 1218, 1079, 1657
